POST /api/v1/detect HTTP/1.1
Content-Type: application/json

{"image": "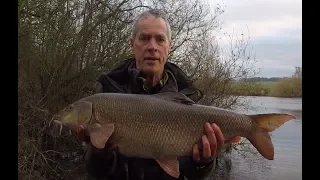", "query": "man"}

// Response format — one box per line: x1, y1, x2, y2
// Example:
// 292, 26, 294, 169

81, 9, 225, 180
